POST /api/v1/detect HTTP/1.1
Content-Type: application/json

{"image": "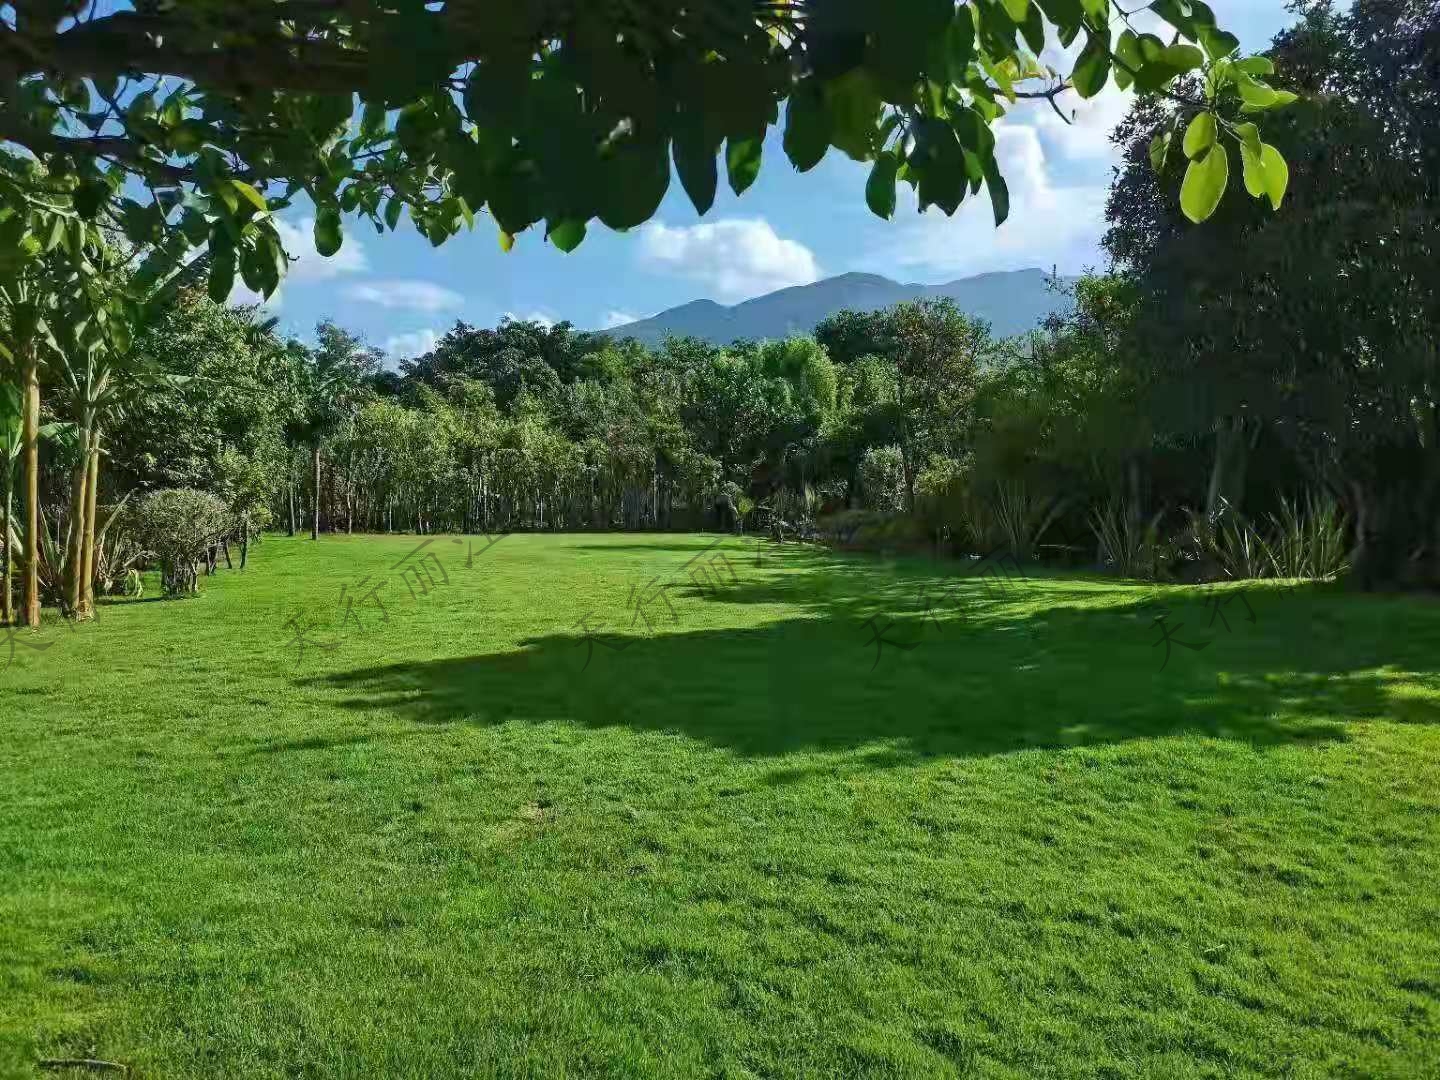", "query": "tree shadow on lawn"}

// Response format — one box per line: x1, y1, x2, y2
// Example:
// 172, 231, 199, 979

297, 553, 1440, 761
